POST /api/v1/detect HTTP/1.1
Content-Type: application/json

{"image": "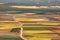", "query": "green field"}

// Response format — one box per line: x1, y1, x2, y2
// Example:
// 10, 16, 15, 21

0, 8, 60, 13
0, 36, 22, 40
